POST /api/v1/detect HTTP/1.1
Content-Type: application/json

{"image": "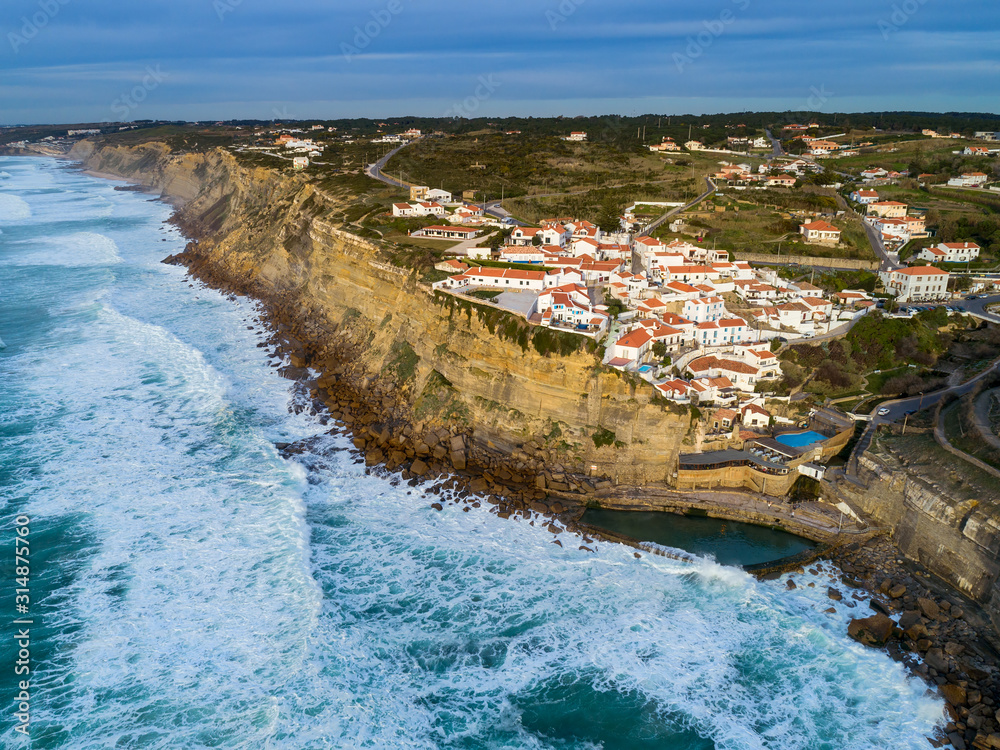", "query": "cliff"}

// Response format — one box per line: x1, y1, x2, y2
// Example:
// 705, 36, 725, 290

71, 140, 694, 486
